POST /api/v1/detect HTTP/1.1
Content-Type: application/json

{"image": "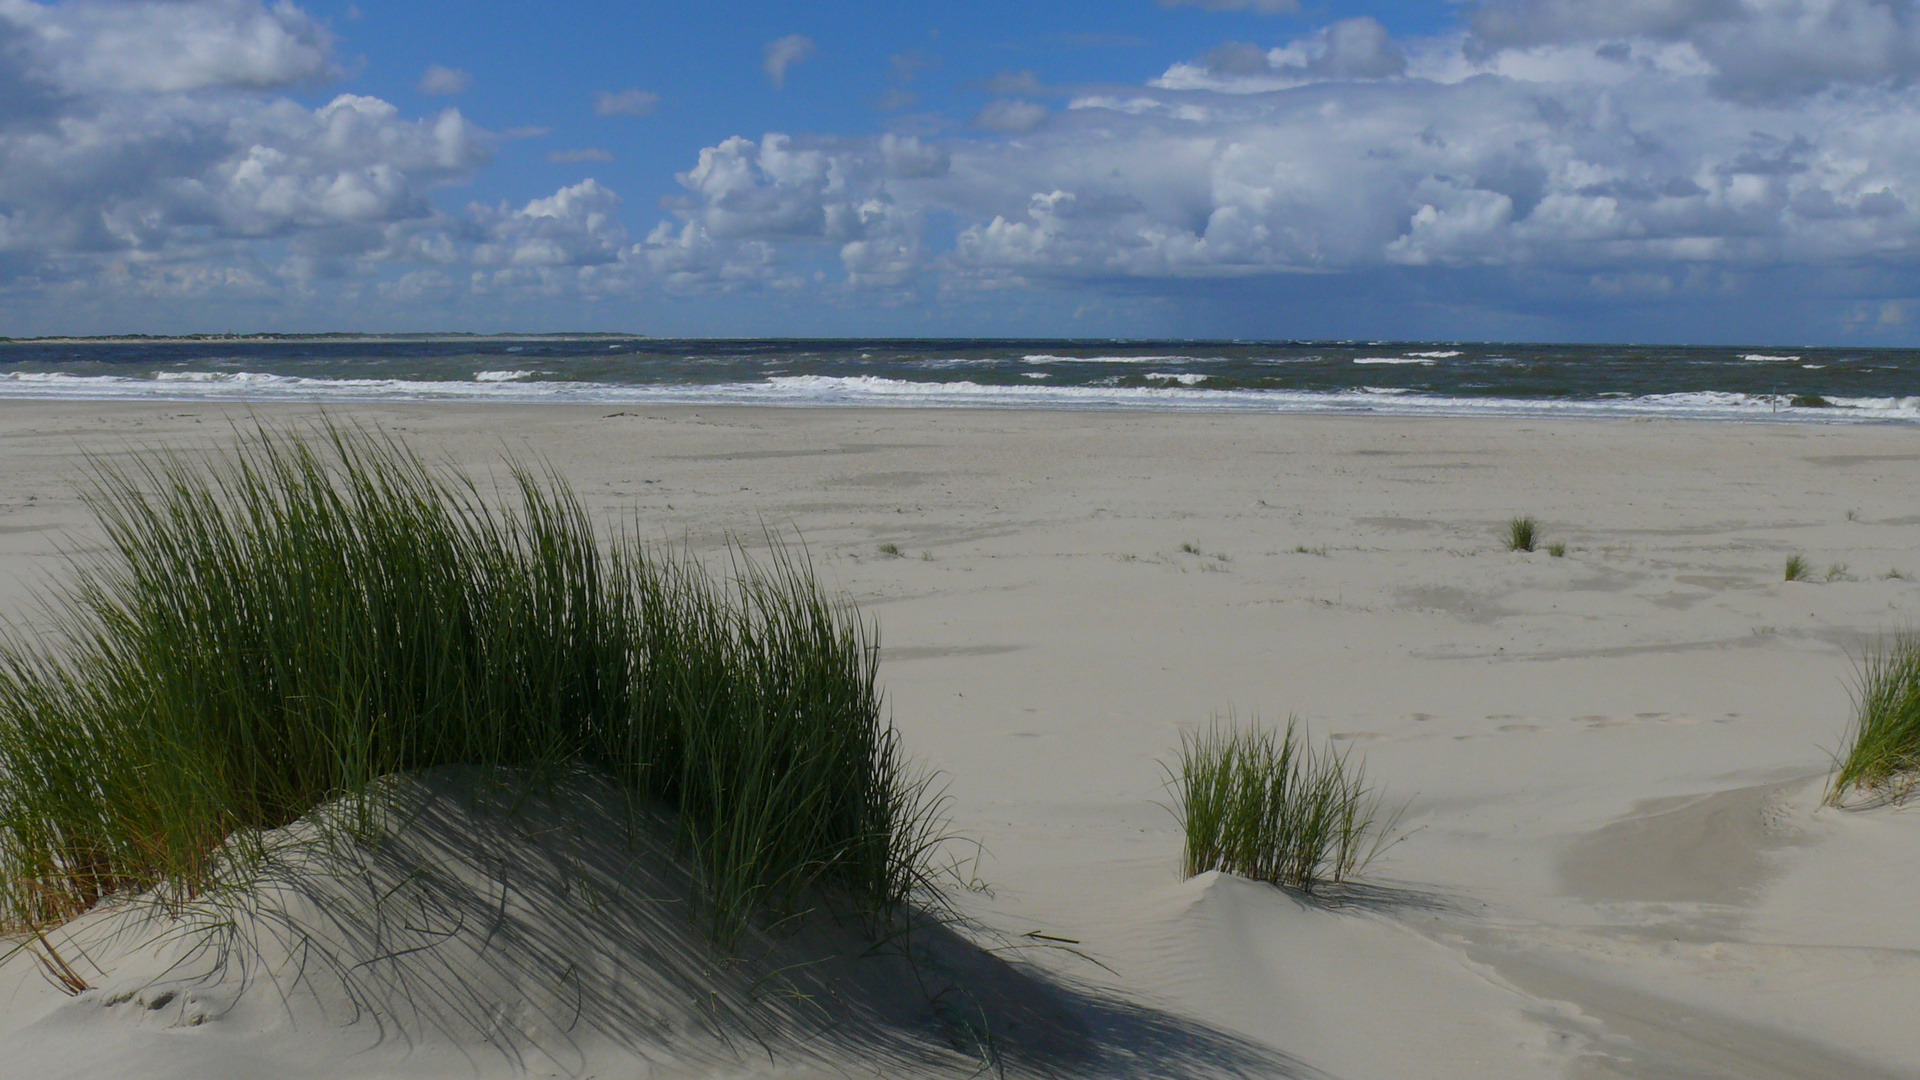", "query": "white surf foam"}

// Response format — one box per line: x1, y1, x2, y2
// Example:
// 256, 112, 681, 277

0, 370, 1907, 423
1022, 354, 1180, 364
